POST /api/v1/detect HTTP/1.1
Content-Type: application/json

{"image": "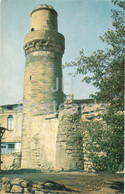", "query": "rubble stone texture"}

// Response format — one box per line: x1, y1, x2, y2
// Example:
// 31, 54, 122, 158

1, 153, 21, 170
56, 110, 84, 170
0, 177, 73, 193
